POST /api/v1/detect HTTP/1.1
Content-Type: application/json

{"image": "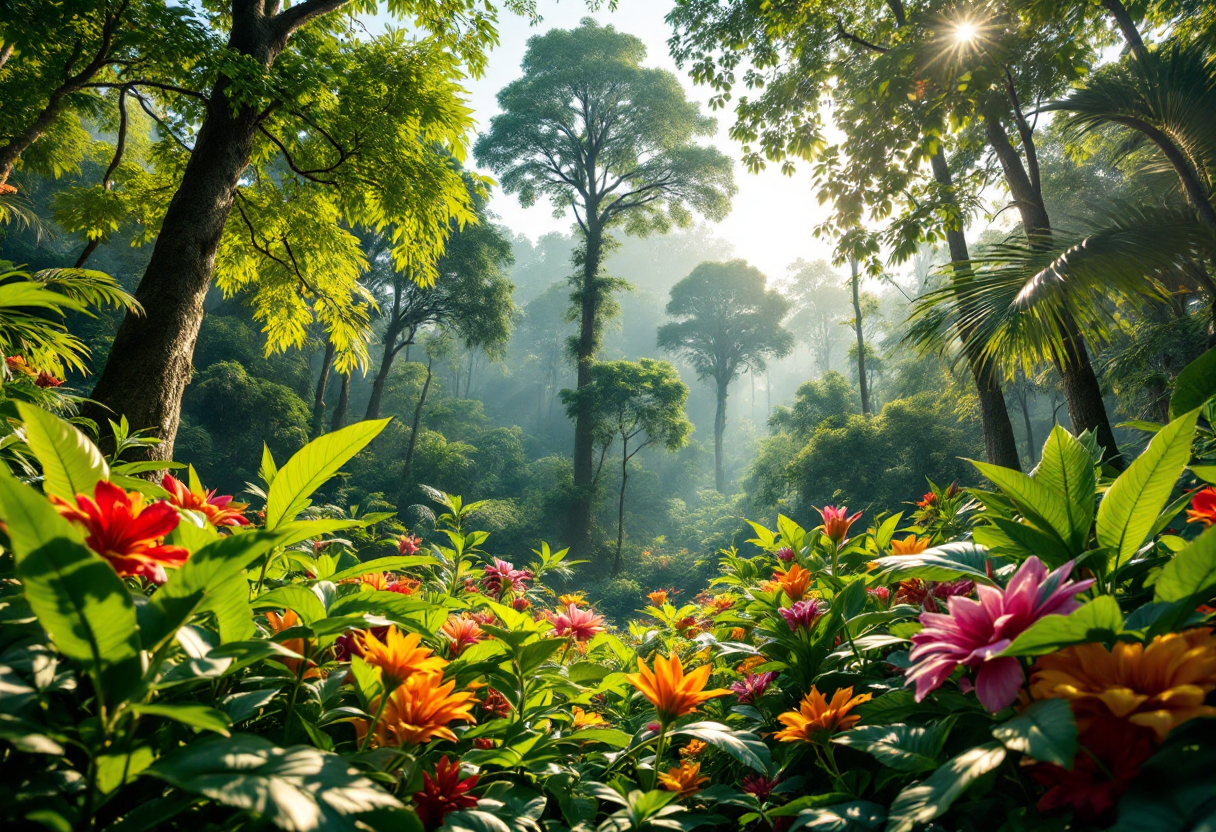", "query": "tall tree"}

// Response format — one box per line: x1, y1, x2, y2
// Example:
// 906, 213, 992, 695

848, 257, 872, 415
475, 19, 735, 556
658, 260, 793, 492
782, 259, 852, 376
561, 358, 691, 575
11, 2, 530, 460
362, 196, 514, 421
